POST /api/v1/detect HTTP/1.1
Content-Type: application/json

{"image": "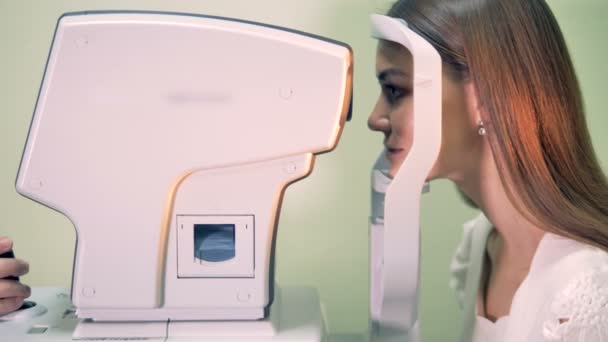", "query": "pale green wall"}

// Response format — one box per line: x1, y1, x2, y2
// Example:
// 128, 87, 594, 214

0, 1, 606, 341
